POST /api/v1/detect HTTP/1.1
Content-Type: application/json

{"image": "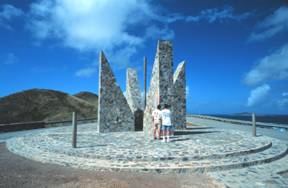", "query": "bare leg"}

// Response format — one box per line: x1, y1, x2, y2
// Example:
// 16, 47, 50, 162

167, 129, 170, 142
157, 125, 161, 139
162, 128, 166, 142
153, 124, 157, 139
